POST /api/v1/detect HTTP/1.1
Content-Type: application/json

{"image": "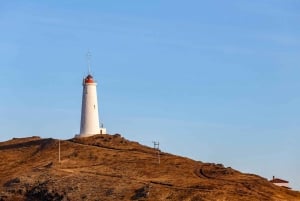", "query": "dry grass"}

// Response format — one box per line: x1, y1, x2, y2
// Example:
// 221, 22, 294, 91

0, 134, 299, 201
